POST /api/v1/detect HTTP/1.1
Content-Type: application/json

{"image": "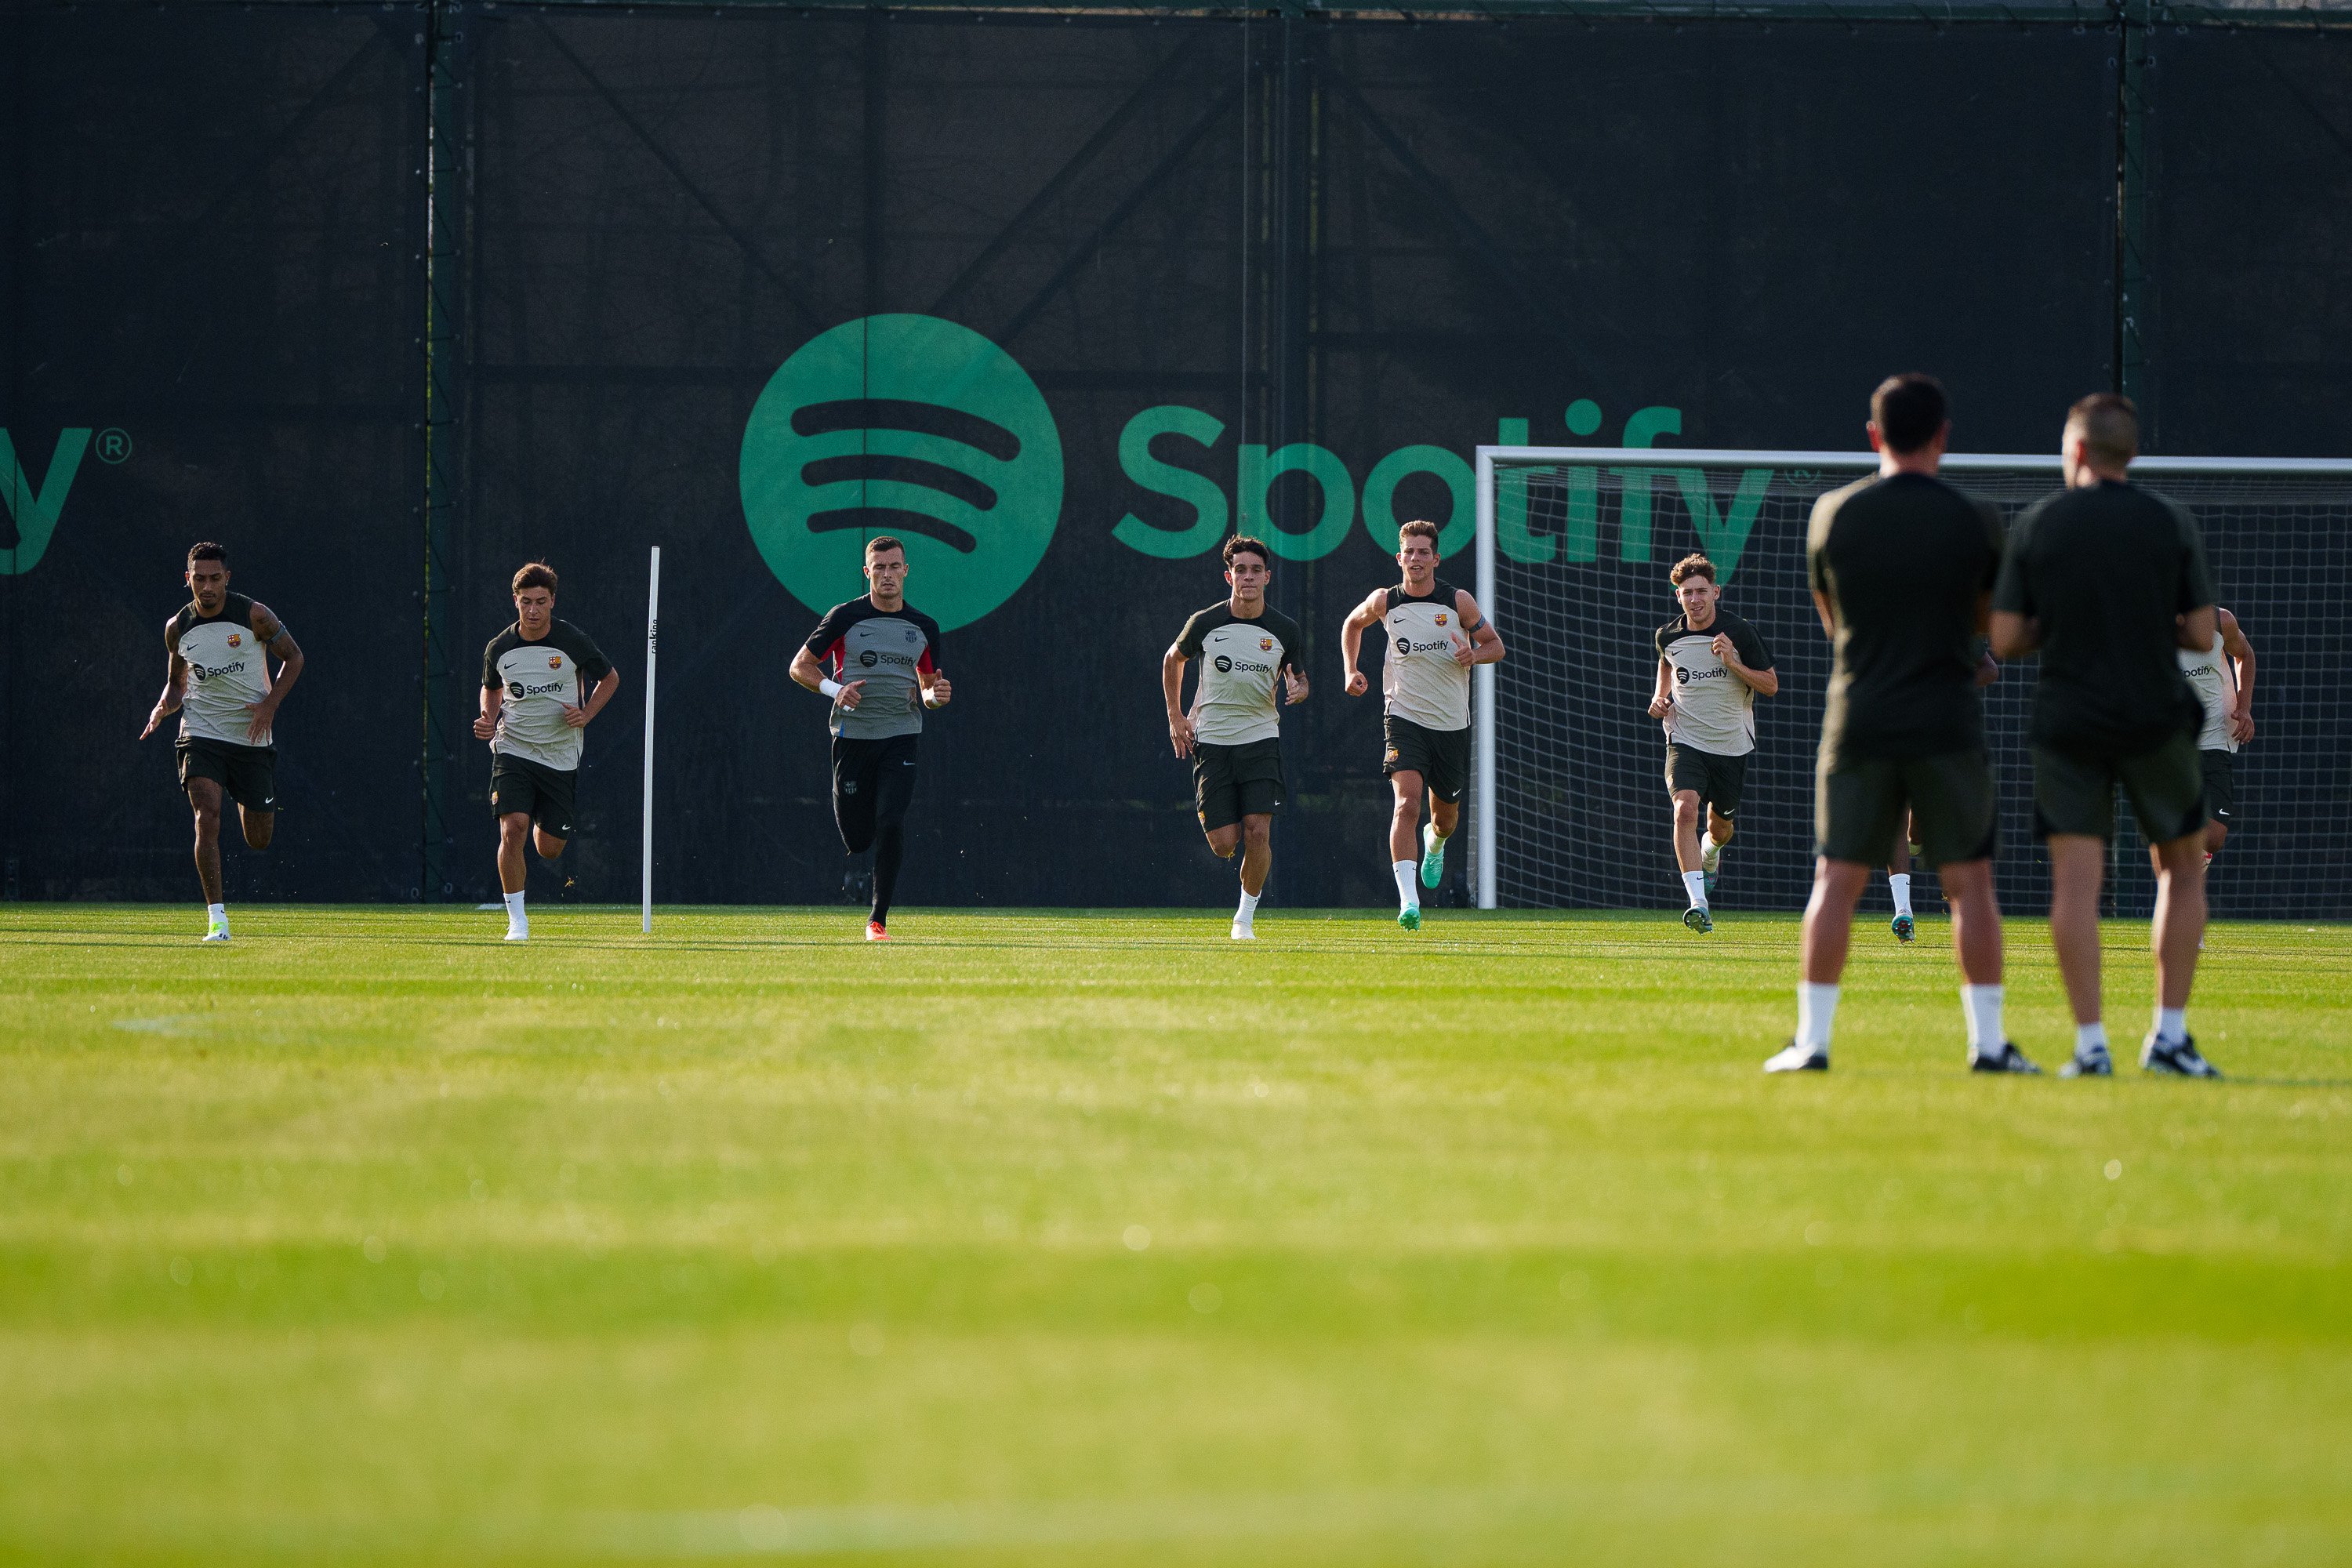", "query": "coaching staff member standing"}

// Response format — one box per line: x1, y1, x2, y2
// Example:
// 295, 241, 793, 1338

1992, 394, 2223, 1079
1766, 374, 2024, 1075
